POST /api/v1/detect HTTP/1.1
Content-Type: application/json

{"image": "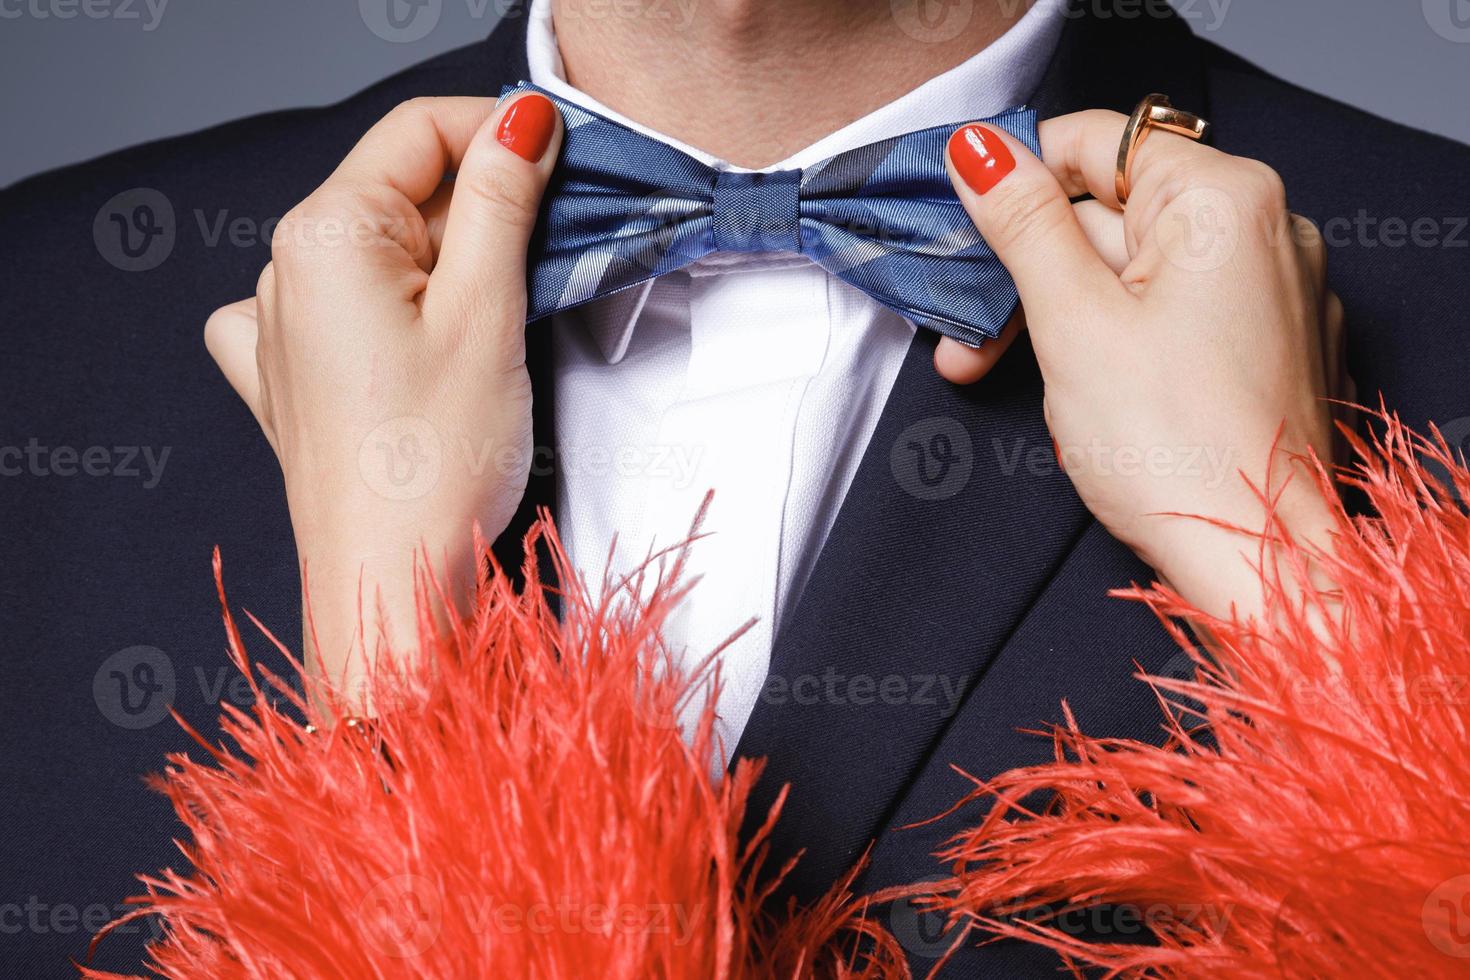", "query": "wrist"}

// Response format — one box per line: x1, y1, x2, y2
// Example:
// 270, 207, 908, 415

1145, 478, 1339, 622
